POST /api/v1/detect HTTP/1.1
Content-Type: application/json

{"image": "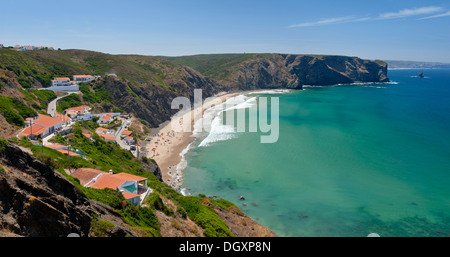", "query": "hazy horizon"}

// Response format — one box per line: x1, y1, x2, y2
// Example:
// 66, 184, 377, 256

2, 0, 450, 63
